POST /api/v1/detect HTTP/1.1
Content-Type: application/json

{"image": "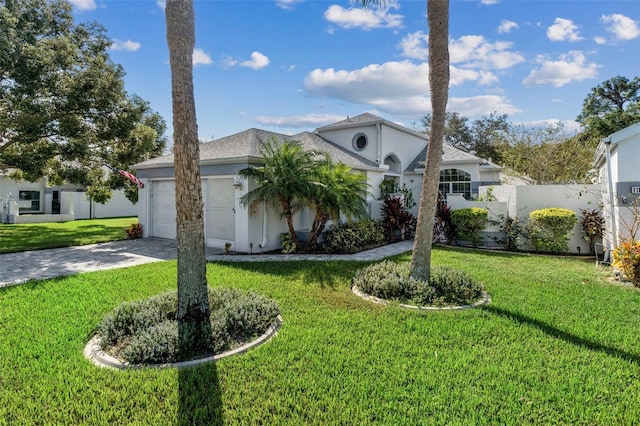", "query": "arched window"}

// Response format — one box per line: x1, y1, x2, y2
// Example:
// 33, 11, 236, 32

439, 169, 471, 199
383, 154, 401, 173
